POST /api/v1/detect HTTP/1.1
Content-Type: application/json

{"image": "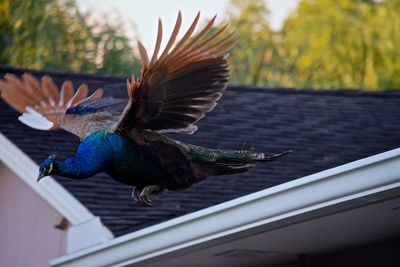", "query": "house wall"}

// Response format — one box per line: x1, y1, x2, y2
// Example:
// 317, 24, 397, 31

0, 162, 67, 267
